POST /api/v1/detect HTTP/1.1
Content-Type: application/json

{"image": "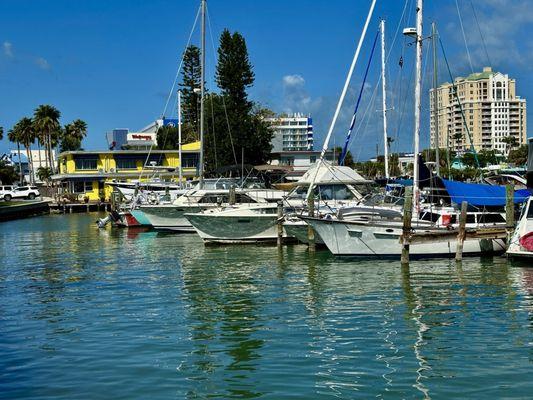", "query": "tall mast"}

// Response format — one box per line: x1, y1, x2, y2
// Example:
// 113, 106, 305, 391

178, 90, 183, 187
306, 0, 377, 200
199, 0, 206, 188
412, 0, 423, 211
380, 19, 389, 179
432, 22, 440, 176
